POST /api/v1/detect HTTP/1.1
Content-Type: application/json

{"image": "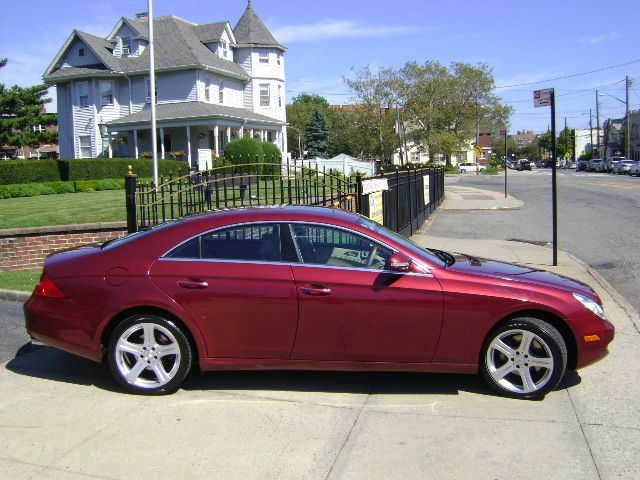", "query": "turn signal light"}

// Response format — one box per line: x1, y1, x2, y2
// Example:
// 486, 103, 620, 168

33, 278, 65, 298
584, 335, 601, 343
